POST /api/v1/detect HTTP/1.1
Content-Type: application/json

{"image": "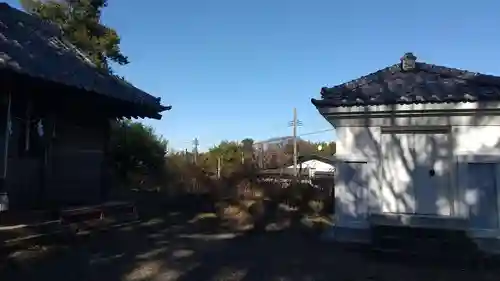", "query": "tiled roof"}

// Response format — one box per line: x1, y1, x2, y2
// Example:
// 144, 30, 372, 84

311, 54, 500, 108
0, 3, 170, 118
